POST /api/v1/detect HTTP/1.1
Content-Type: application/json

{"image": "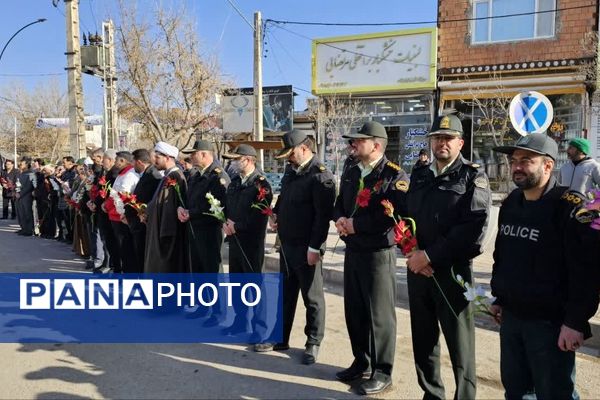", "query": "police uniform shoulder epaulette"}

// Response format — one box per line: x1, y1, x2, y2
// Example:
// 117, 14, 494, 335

258, 175, 265, 181
386, 161, 401, 171
318, 164, 326, 172
214, 167, 222, 174
561, 191, 585, 207
464, 160, 482, 169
